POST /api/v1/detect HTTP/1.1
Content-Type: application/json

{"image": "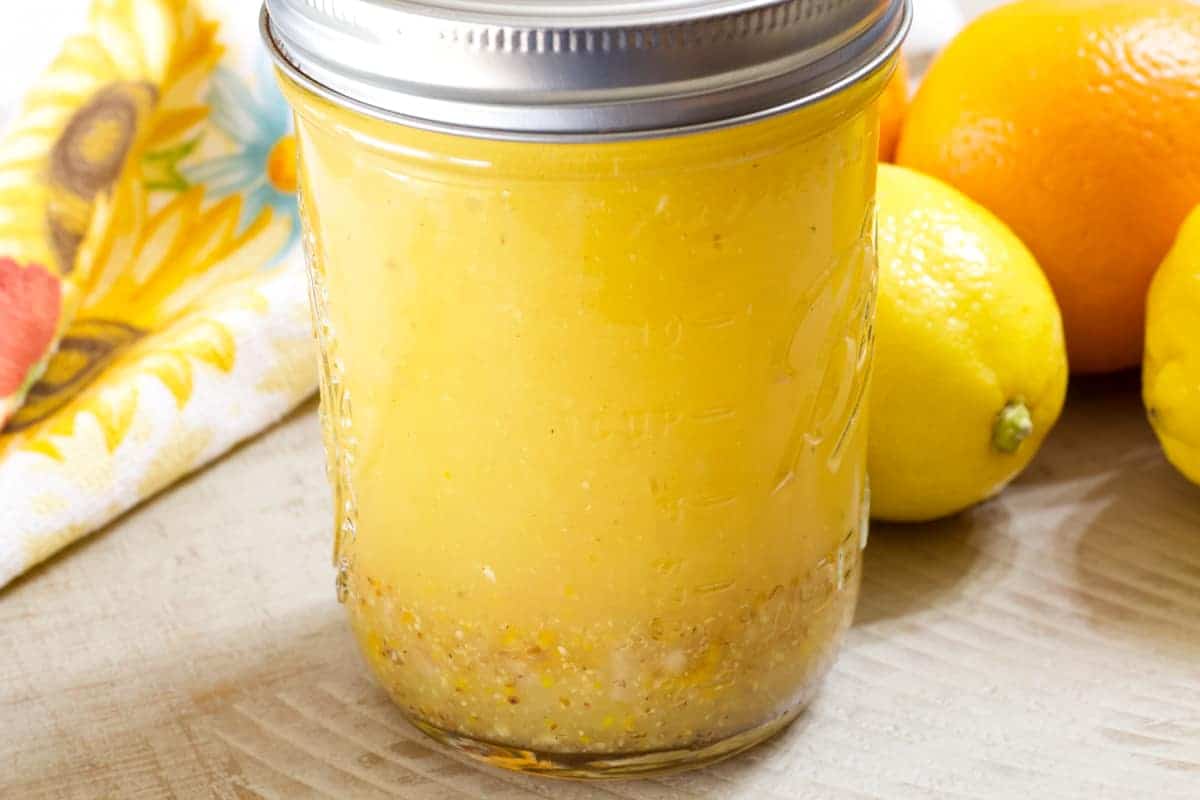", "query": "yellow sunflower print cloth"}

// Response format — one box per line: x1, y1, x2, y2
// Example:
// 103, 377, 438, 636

0, 0, 315, 586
